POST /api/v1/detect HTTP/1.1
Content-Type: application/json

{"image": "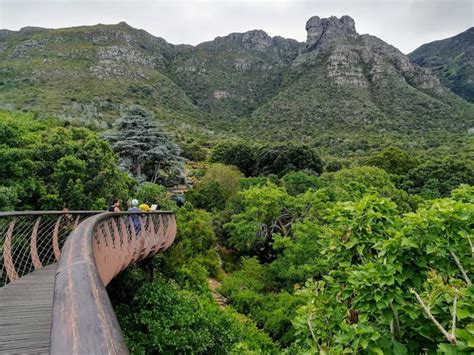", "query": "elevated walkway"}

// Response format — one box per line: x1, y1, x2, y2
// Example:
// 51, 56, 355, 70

0, 264, 56, 354
0, 211, 176, 354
